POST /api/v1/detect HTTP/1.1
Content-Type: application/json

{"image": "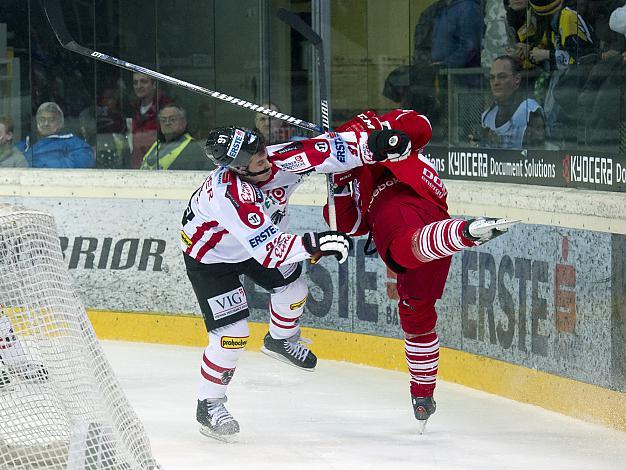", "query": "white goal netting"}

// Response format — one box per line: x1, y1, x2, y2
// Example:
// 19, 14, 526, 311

0, 204, 160, 469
